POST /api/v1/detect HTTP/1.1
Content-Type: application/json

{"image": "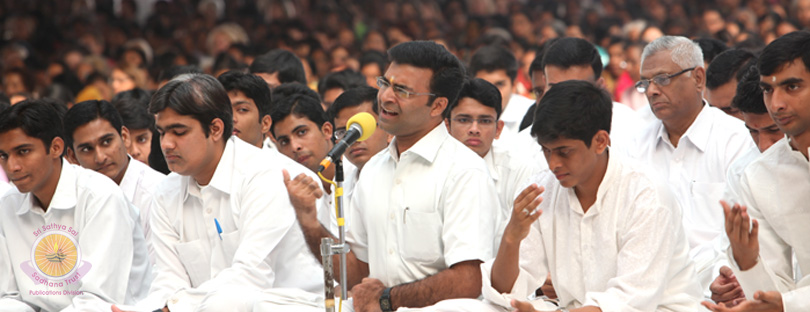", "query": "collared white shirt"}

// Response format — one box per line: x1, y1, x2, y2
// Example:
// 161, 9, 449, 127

484, 143, 542, 252
728, 138, 810, 311
119, 156, 166, 263
141, 138, 323, 311
498, 94, 535, 143
723, 146, 761, 204
0, 181, 9, 196
629, 104, 753, 289
482, 155, 701, 311
347, 122, 499, 286
0, 163, 151, 311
